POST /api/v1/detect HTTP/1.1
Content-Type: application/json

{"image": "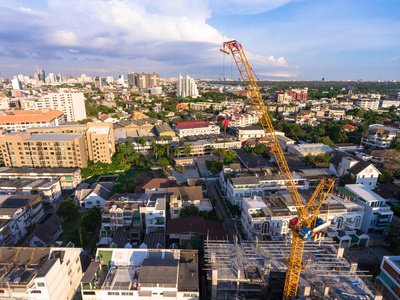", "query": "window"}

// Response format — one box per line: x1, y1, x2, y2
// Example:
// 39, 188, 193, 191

30, 290, 42, 294
36, 282, 45, 287
83, 291, 95, 295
